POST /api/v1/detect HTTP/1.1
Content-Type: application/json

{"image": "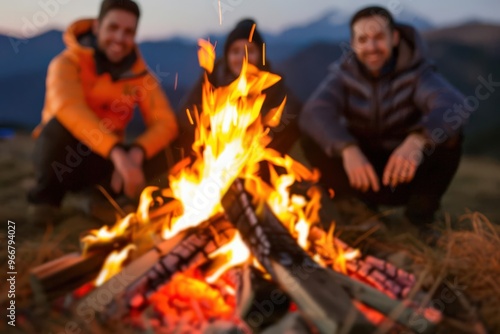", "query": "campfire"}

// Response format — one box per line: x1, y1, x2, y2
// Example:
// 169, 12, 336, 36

29, 40, 466, 333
